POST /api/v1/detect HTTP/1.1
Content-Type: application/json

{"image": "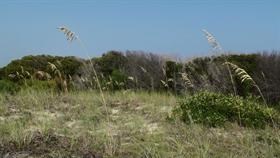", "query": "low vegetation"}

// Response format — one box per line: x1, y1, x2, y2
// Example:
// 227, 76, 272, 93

1, 50, 280, 157
0, 28, 280, 157
173, 91, 279, 128
1, 51, 280, 103
0, 90, 280, 157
